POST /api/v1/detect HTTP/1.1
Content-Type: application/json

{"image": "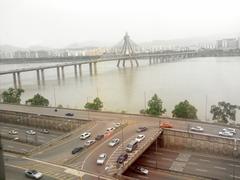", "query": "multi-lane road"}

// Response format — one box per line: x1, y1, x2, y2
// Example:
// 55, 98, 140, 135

1, 103, 240, 179
124, 147, 240, 180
